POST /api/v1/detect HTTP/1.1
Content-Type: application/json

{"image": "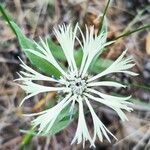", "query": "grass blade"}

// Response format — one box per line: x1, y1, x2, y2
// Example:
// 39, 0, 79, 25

115, 24, 150, 40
